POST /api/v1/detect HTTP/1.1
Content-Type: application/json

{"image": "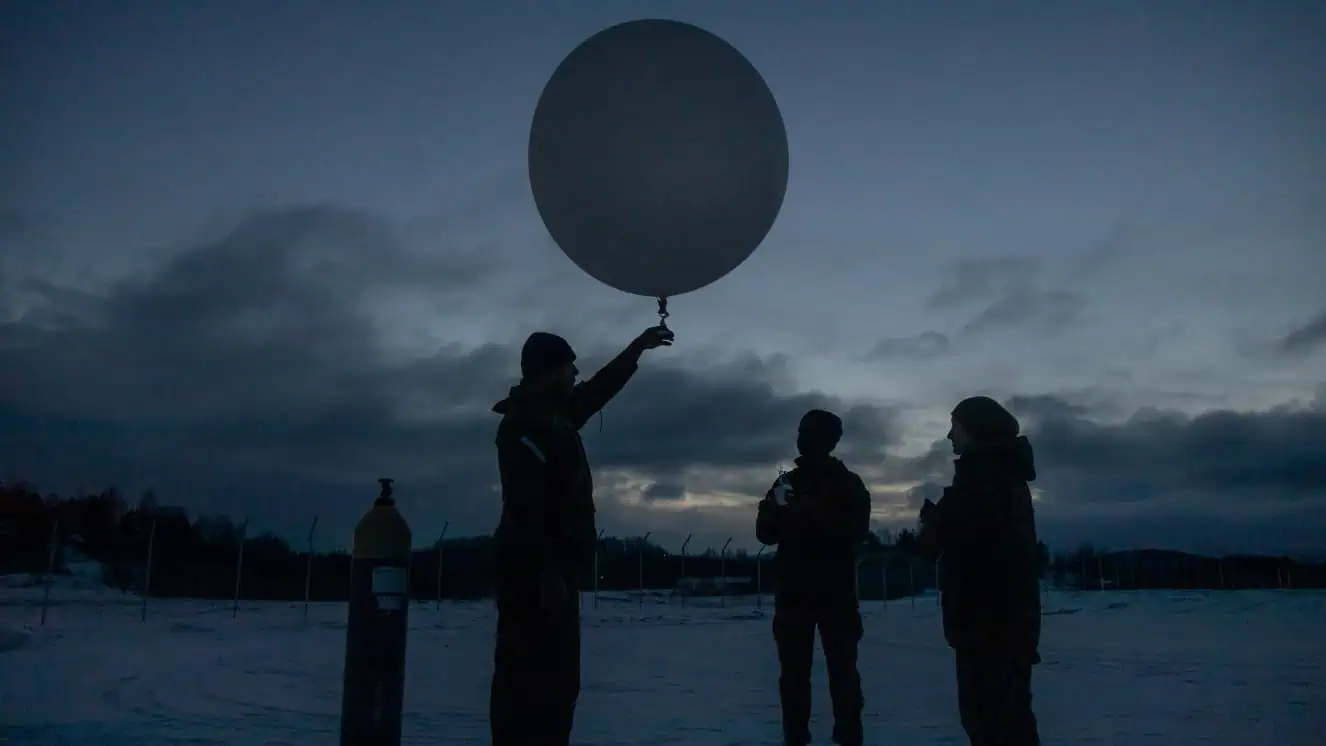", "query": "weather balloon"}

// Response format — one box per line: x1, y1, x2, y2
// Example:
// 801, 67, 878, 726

528, 18, 789, 328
